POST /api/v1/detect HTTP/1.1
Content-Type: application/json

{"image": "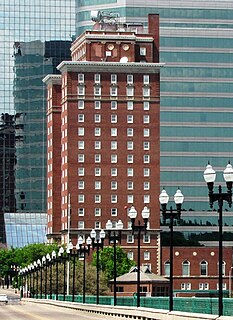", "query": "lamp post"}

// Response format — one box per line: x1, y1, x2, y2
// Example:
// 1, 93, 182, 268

204, 162, 233, 317
66, 242, 77, 302
90, 229, 106, 305
106, 219, 123, 306
57, 247, 66, 301
76, 236, 92, 303
128, 205, 150, 308
159, 188, 184, 312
